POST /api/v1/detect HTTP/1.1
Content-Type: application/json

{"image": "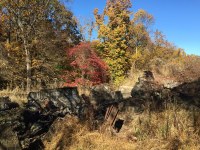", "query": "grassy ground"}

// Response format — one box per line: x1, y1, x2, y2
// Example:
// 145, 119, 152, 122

0, 75, 199, 150
0, 88, 27, 105
42, 104, 200, 150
